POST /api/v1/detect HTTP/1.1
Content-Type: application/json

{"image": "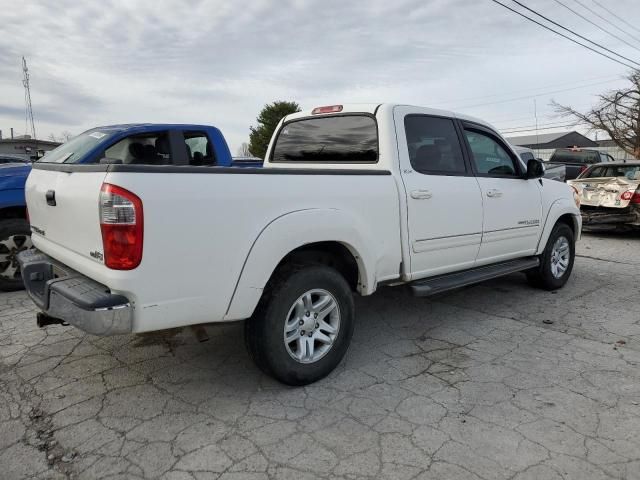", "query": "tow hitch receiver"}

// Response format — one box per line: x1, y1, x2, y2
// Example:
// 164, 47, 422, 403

36, 312, 69, 328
